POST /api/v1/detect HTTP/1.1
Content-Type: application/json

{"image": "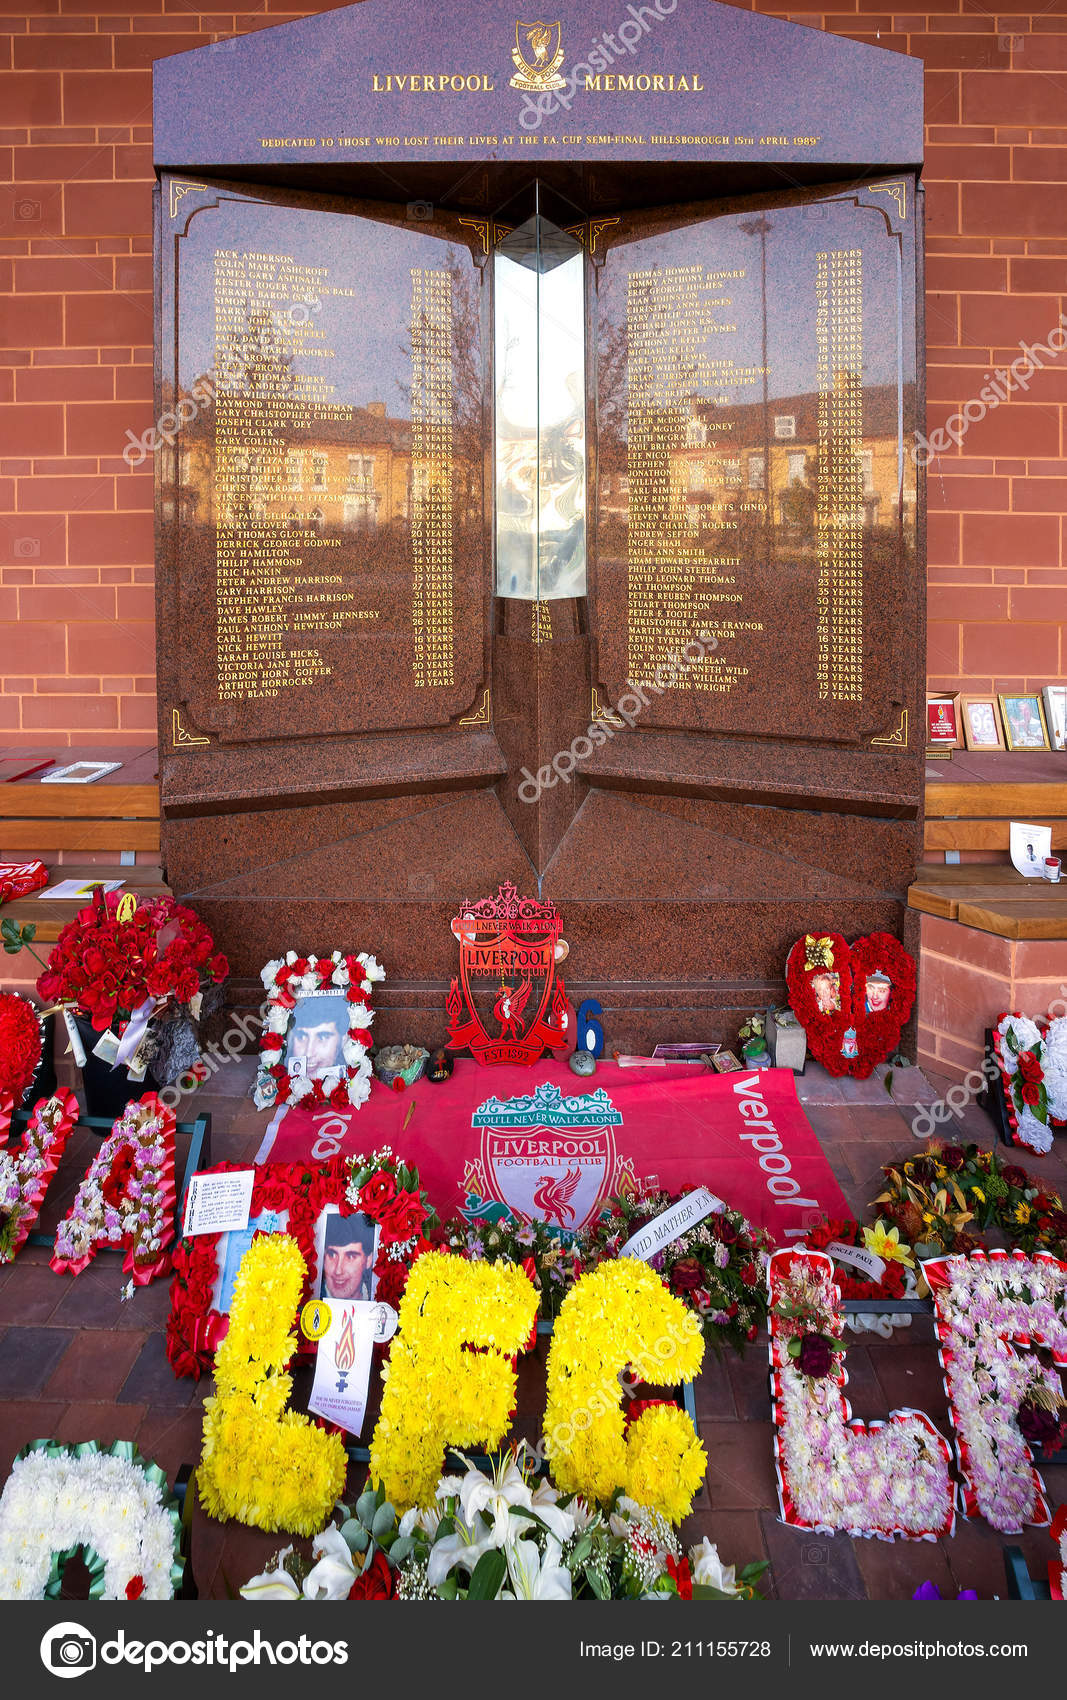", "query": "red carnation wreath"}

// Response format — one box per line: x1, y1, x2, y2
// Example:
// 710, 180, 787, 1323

166, 1152, 439, 1378
0, 992, 45, 1108
786, 931, 916, 1078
